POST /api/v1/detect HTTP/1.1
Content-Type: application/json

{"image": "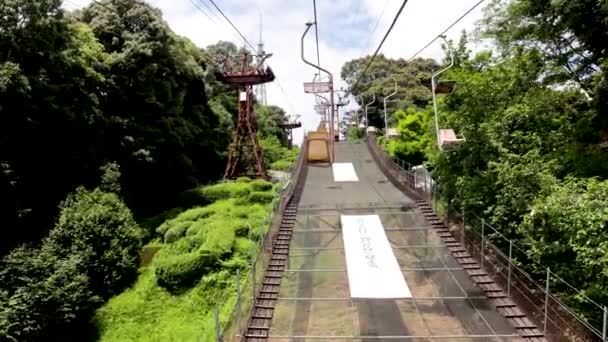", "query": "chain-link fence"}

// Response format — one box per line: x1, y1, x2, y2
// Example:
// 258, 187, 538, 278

215, 142, 308, 342
366, 133, 607, 342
